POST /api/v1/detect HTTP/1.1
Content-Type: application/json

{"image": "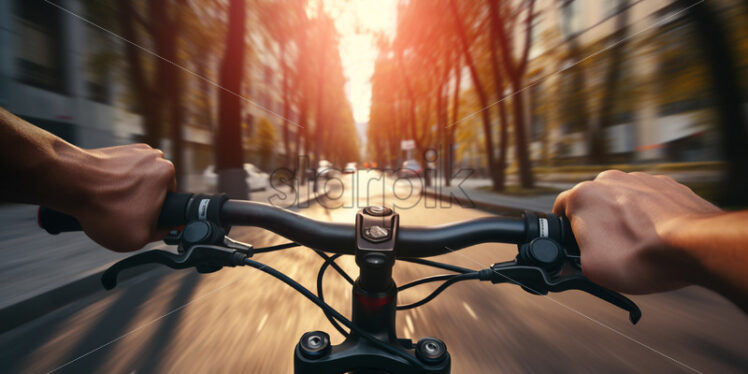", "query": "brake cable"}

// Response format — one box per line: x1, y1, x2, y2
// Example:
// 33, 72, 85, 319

316, 253, 351, 338
313, 250, 355, 285
397, 274, 457, 292
398, 258, 475, 274
242, 257, 423, 367
252, 242, 301, 254
397, 272, 482, 310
